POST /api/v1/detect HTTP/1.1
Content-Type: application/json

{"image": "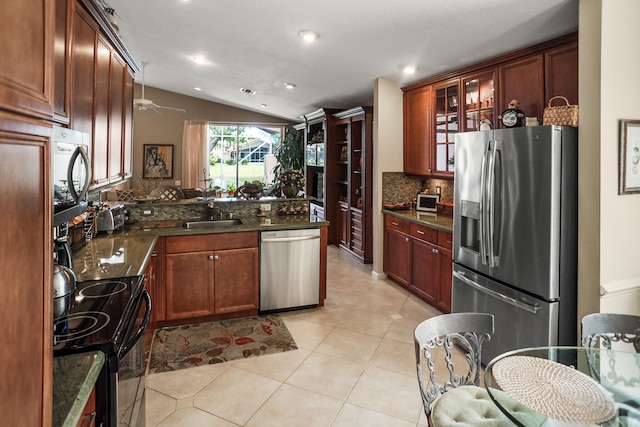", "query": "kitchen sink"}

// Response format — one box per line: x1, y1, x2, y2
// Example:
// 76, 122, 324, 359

183, 218, 243, 229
